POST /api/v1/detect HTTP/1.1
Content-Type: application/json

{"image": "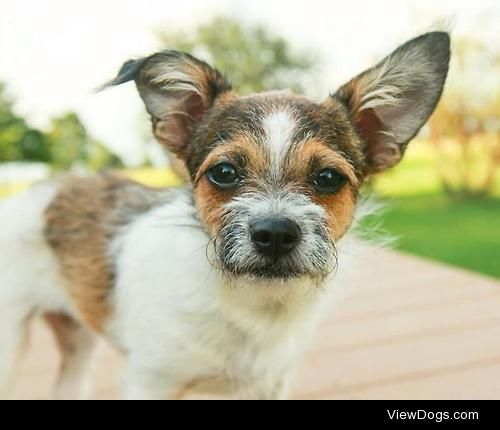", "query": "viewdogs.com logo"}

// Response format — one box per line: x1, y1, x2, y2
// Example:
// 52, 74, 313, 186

387, 410, 479, 423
